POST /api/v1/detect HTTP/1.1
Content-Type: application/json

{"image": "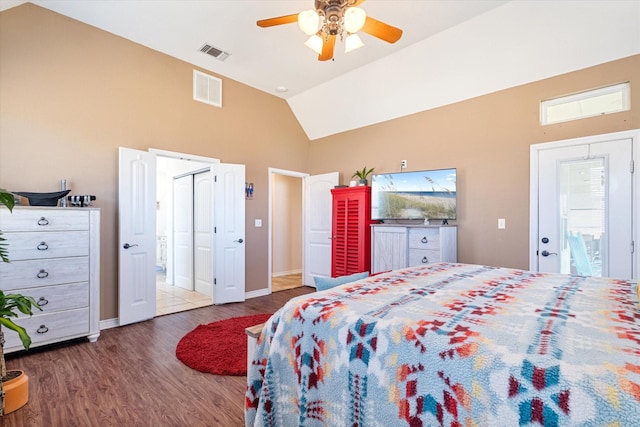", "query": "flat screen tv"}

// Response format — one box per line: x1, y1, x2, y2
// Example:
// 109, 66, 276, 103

371, 168, 457, 221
